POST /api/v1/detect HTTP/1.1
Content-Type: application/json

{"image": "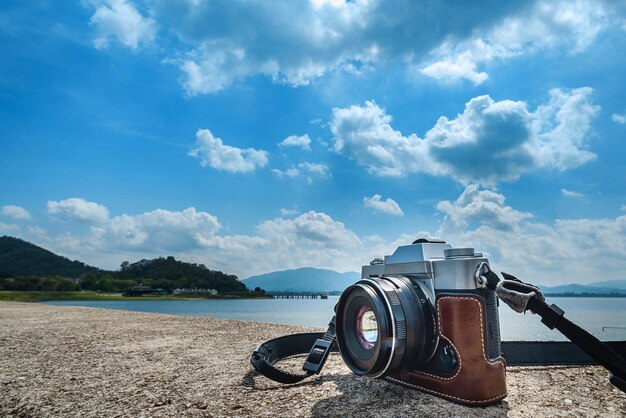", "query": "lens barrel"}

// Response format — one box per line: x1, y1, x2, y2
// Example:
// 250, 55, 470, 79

335, 275, 436, 378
